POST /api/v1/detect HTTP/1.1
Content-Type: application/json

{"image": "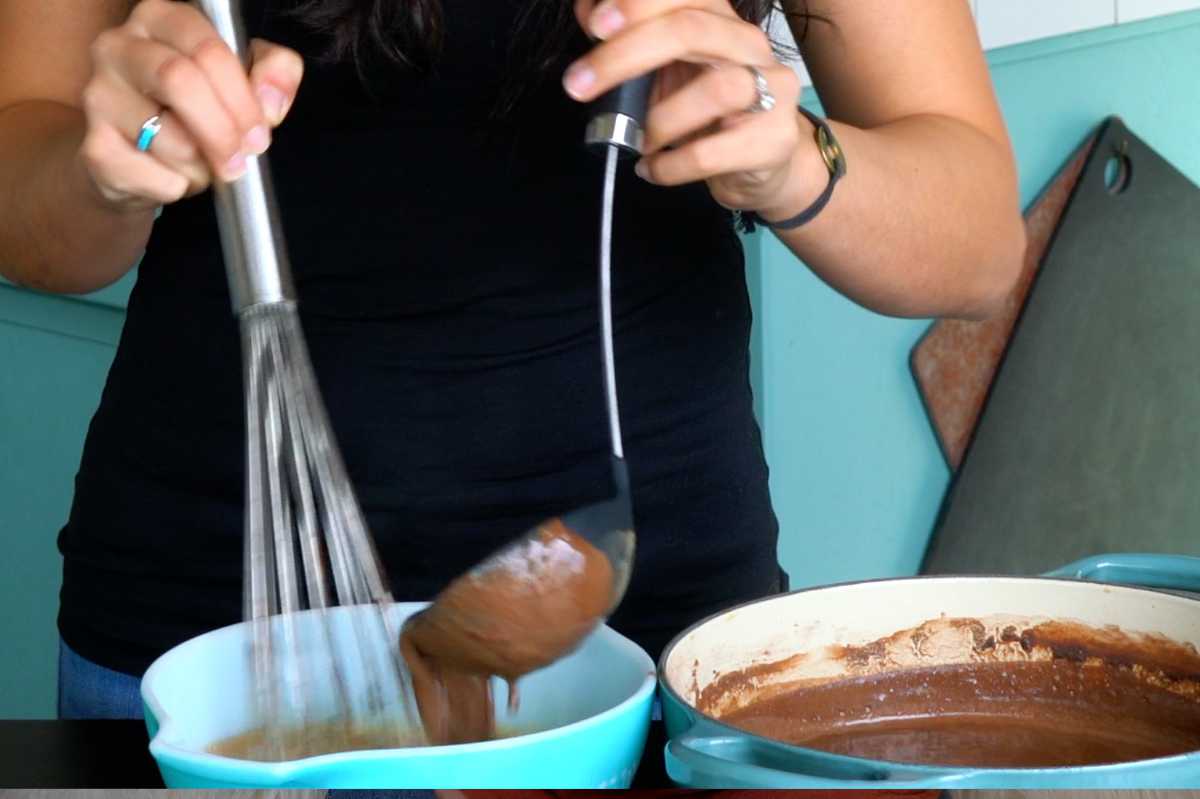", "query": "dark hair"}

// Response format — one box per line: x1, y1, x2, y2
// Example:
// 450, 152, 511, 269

292, 0, 811, 74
